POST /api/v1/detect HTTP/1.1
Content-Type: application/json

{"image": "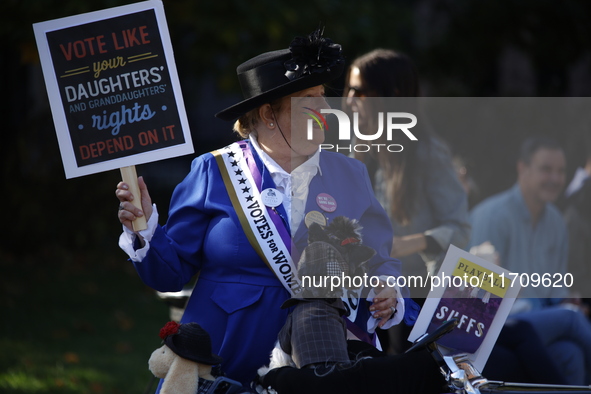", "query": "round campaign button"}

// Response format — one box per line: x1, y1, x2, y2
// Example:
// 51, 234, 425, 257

261, 188, 283, 207
304, 211, 327, 228
316, 193, 337, 213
